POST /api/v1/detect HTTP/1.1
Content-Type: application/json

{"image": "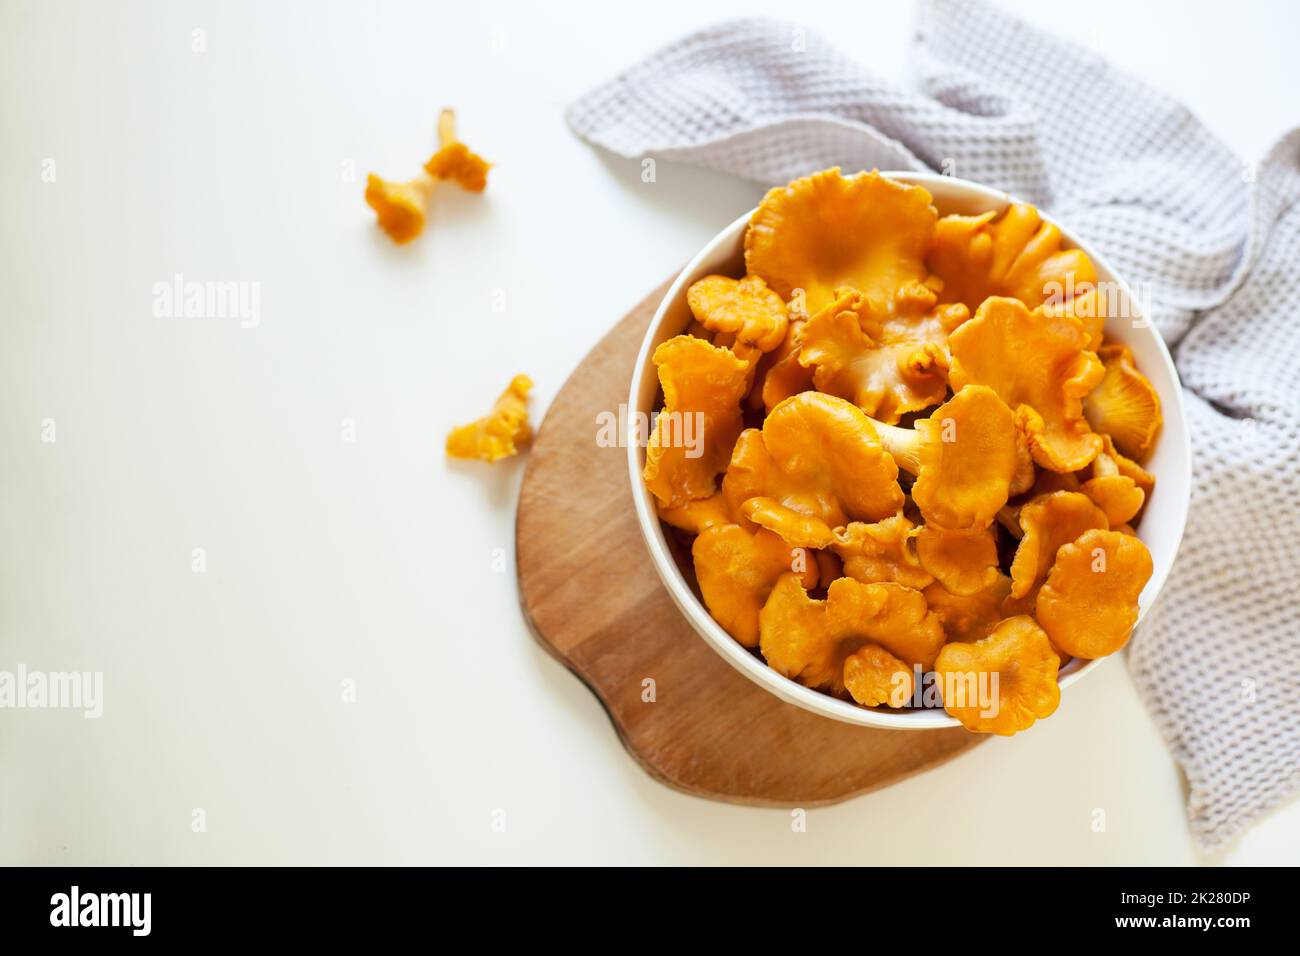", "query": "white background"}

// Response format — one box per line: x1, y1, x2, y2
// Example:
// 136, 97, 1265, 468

2, 0, 1298, 865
